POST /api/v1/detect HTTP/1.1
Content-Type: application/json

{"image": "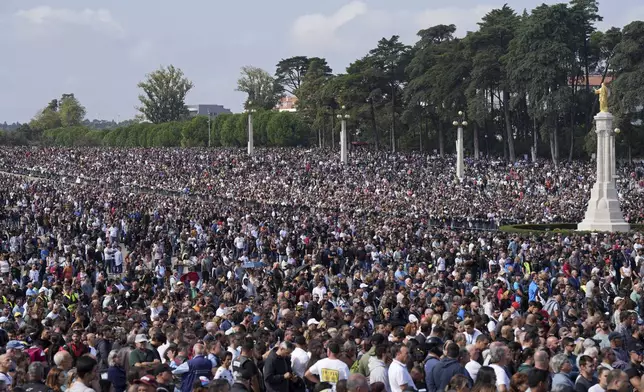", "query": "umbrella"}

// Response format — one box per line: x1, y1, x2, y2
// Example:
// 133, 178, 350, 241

180, 272, 199, 284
